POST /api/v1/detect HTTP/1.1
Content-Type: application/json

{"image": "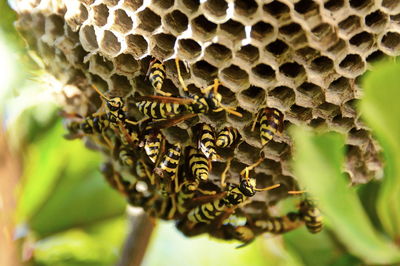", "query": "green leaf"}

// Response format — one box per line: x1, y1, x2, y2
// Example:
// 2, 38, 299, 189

361, 60, 400, 238
291, 127, 400, 264
34, 217, 126, 266
17, 122, 126, 237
